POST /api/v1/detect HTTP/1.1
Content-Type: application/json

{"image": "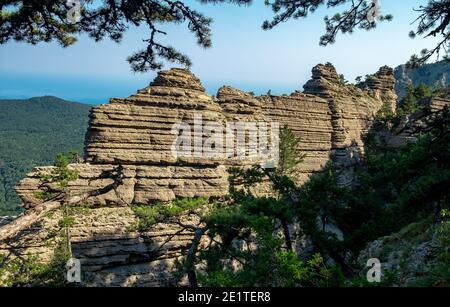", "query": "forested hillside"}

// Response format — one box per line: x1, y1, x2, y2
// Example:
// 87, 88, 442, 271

0, 97, 90, 215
